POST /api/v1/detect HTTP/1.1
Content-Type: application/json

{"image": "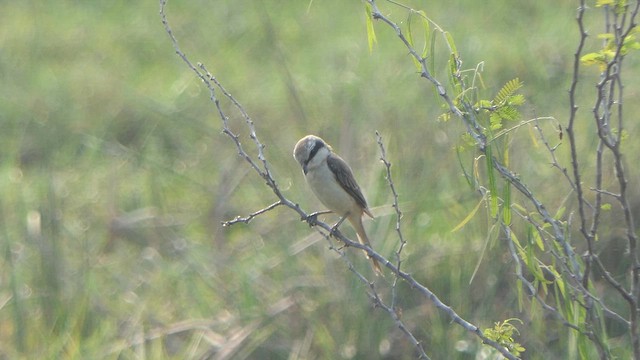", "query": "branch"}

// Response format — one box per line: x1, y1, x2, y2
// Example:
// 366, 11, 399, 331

340, 242, 430, 360
366, 1, 640, 357
303, 207, 519, 359
532, 117, 578, 196
368, 0, 582, 279
375, 131, 407, 311
503, 224, 581, 332
160, 1, 521, 358
510, 206, 630, 329
222, 201, 284, 226
588, 2, 640, 357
